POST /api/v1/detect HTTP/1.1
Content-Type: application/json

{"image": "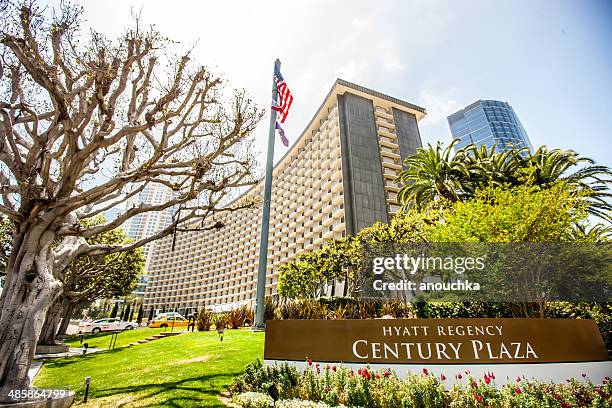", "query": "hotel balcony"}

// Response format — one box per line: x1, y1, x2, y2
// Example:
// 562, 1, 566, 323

377, 128, 397, 140
376, 117, 395, 129
380, 147, 400, 160
383, 168, 398, 179
322, 230, 334, 240
381, 159, 402, 171
378, 138, 397, 149
375, 109, 394, 121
